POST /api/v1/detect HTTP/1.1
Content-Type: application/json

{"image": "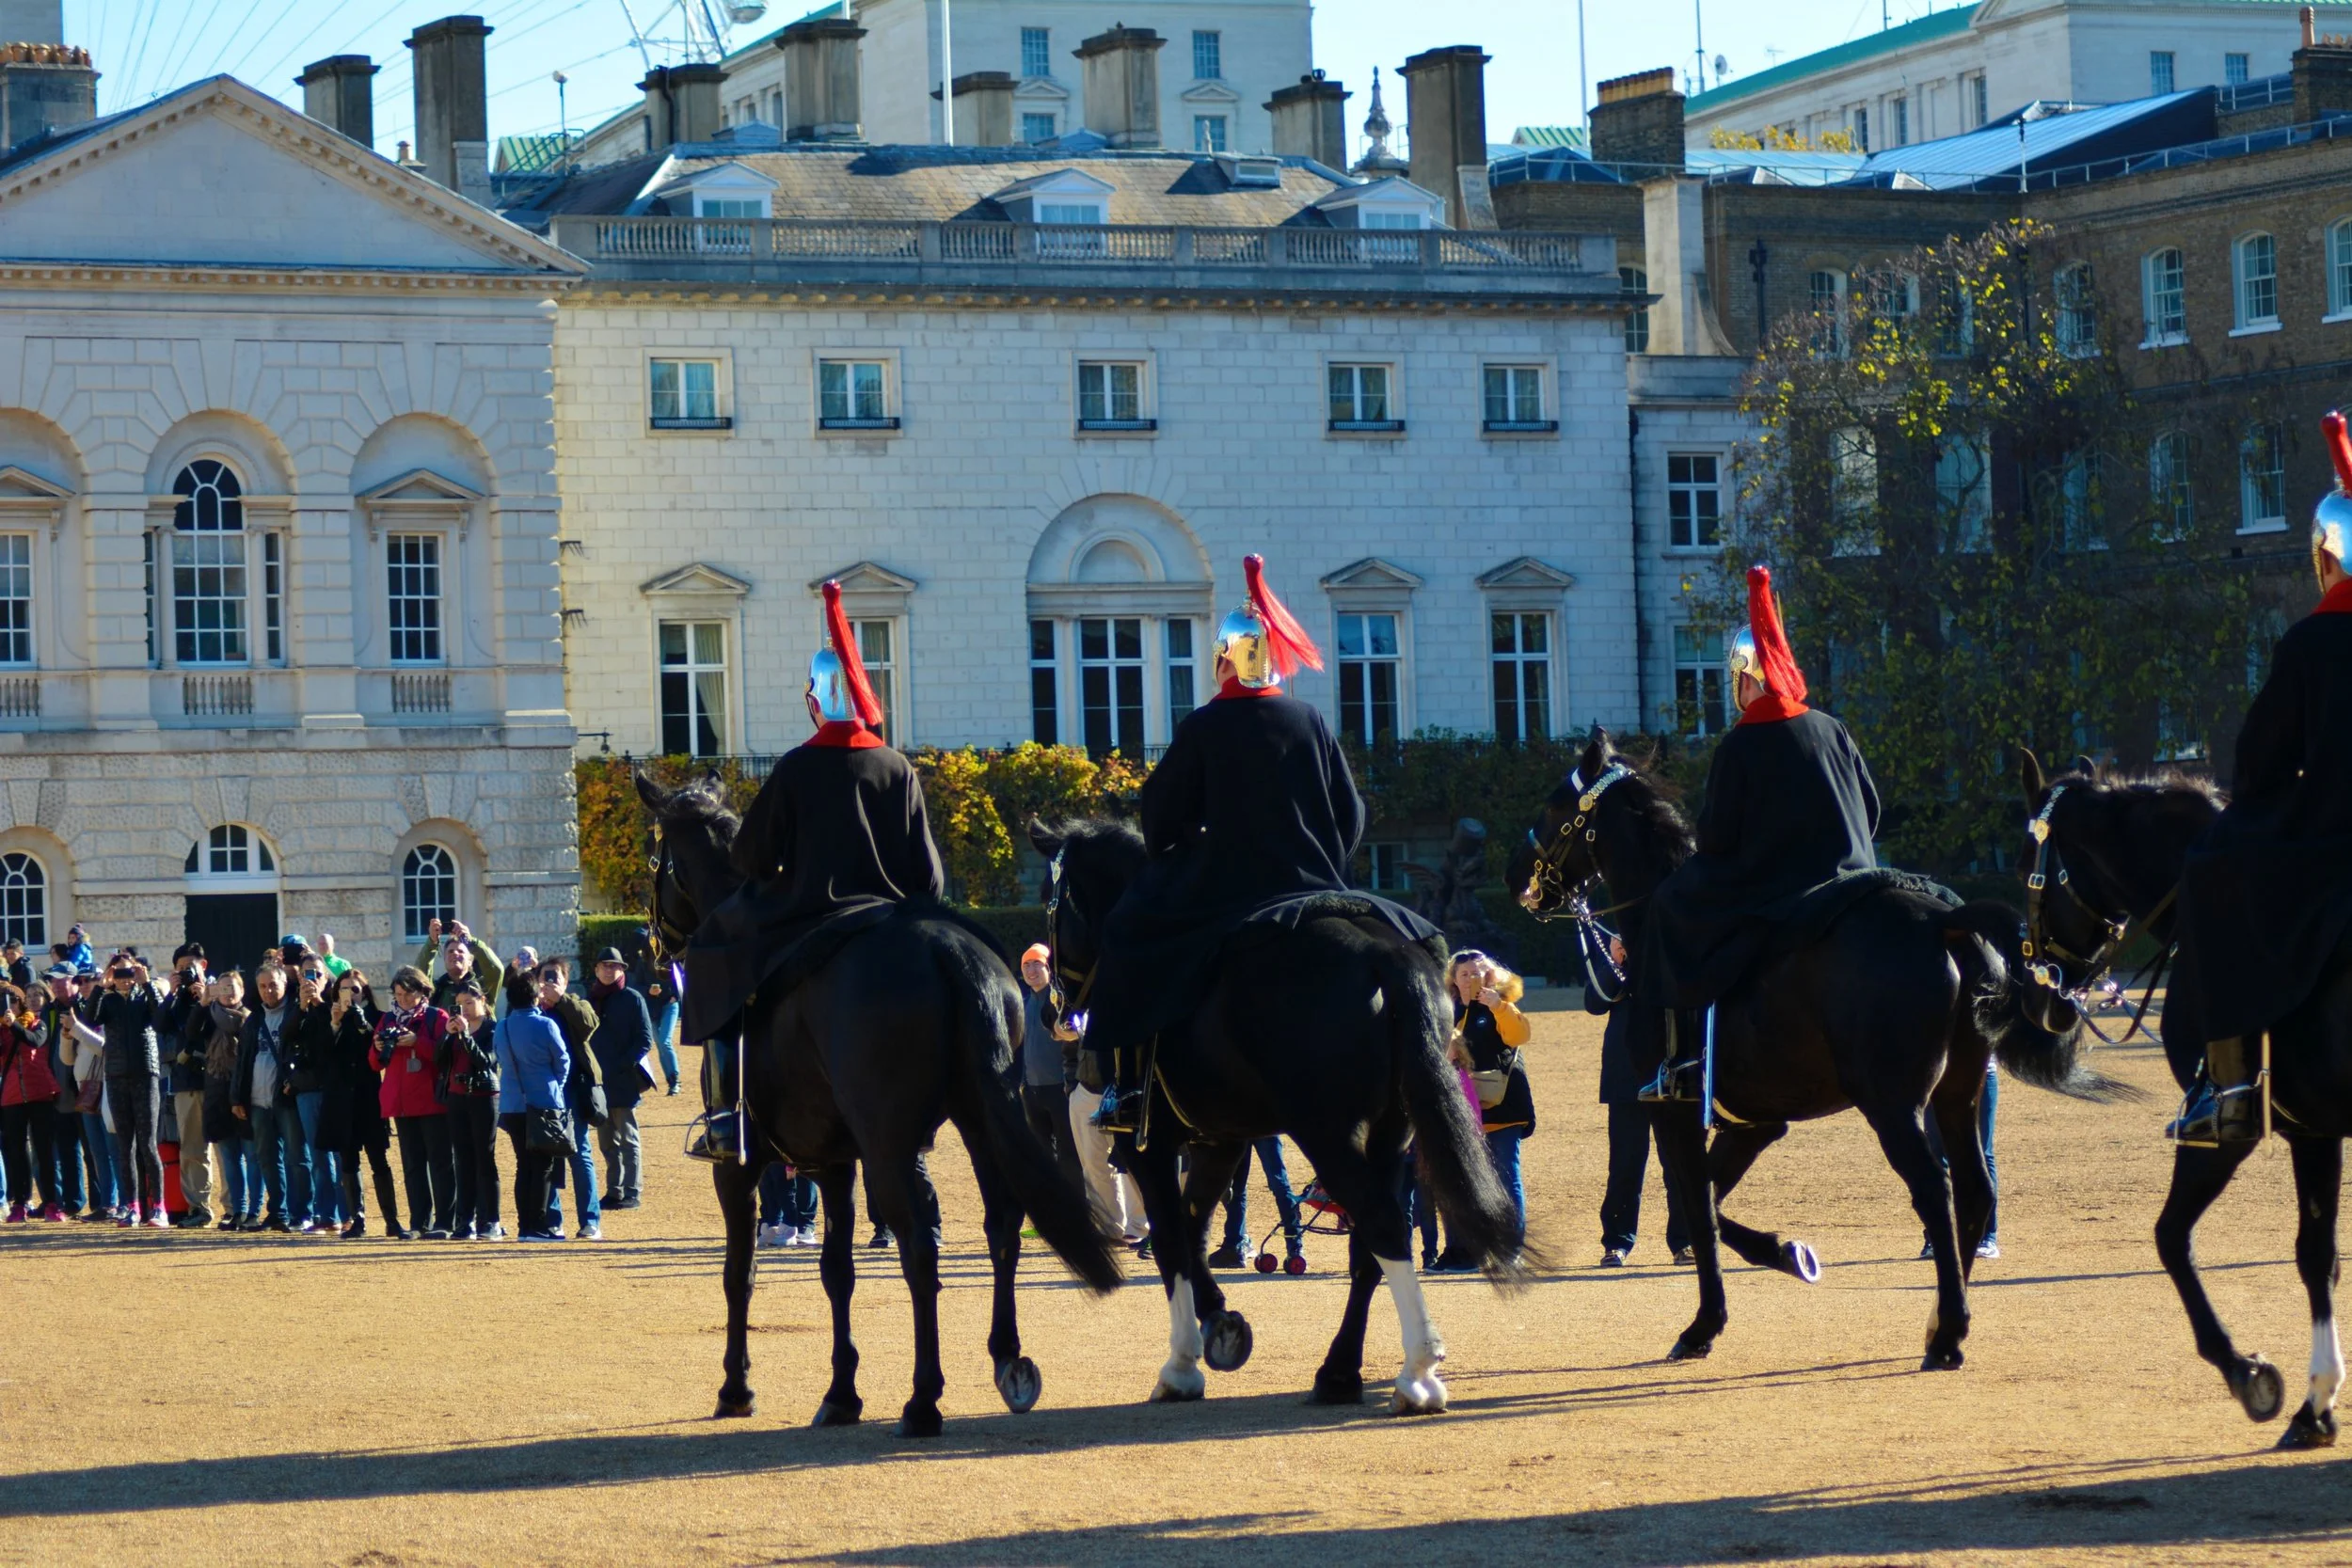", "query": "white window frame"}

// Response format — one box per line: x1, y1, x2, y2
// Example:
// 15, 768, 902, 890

1074, 614, 1150, 755
847, 616, 901, 745
1481, 362, 1556, 436
1891, 94, 1909, 147
0, 531, 33, 668
0, 850, 43, 947
646, 351, 734, 433
1074, 356, 1155, 434
815, 353, 900, 433
1020, 26, 1052, 80
2328, 217, 2352, 323
2226, 52, 2250, 86
1334, 610, 1406, 746
2151, 51, 2176, 94
1164, 617, 1200, 722
385, 531, 445, 665
656, 618, 731, 756
1966, 72, 1987, 129
2240, 421, 2287, 534
1327, 360, 1403, 434
159, 458, 286, 671
1191, 29, 1222, 81
1621, 264, 1650, 354
1021, 110, 1057, 144
1671, 625, 1727, 738
1489, 609, 1554, 743
184, 823, 278, 894
2149, 430, 2193, 543
1935, 435, 1991, 553
1808, 267, 1850, 356
2232, 232, 2280, 335
2055, 261, 2097, 357
400, 843, 460, 943
1665, 451, 1724, 551
2141, 247, 2187, 348
1029, 618, 1059, 744
1193, 114, 1228, 152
